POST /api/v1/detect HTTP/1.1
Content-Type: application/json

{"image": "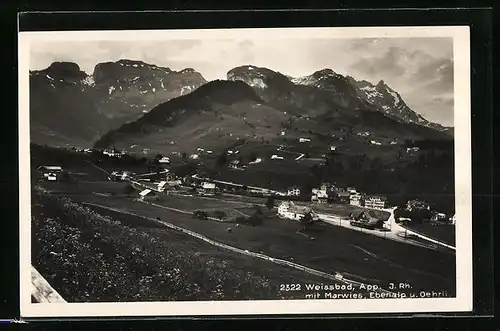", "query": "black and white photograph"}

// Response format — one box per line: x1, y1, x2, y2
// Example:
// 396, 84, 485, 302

19, 27, 472, 317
